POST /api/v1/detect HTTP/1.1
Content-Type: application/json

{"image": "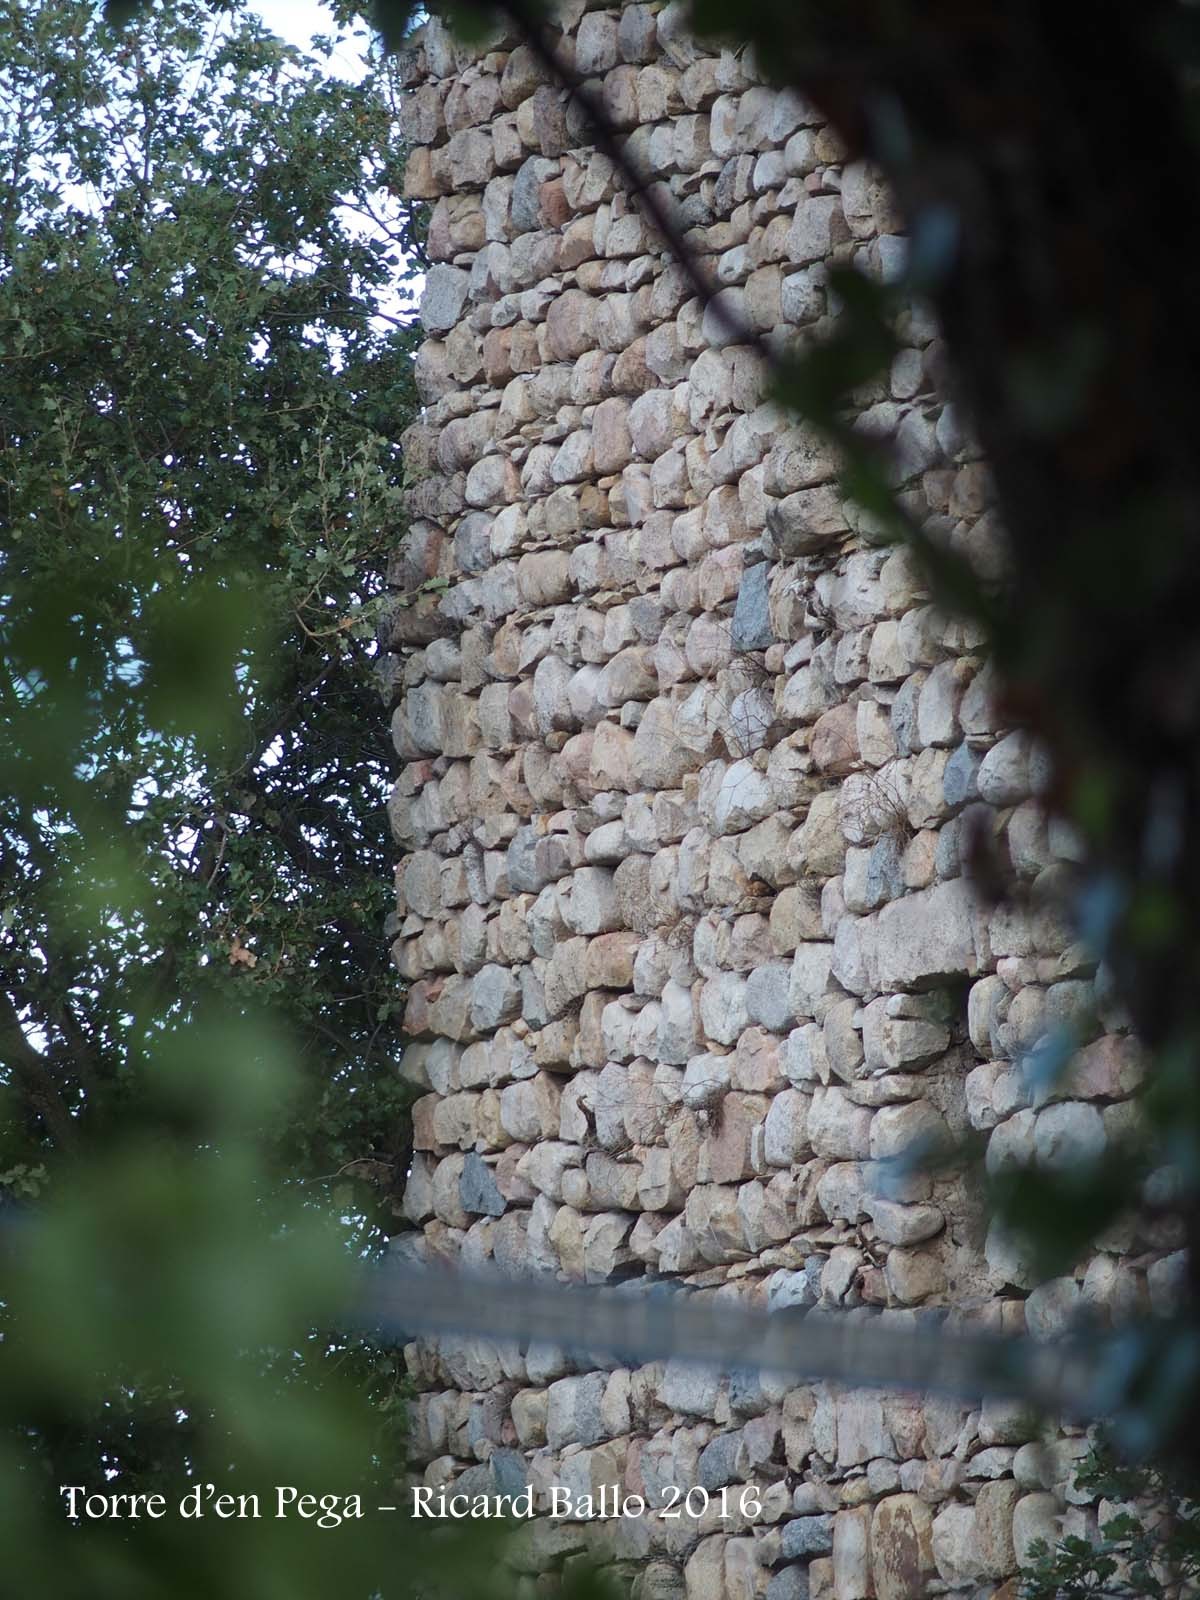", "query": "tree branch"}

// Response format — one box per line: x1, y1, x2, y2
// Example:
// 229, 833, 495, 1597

0, 990, 77, 1151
